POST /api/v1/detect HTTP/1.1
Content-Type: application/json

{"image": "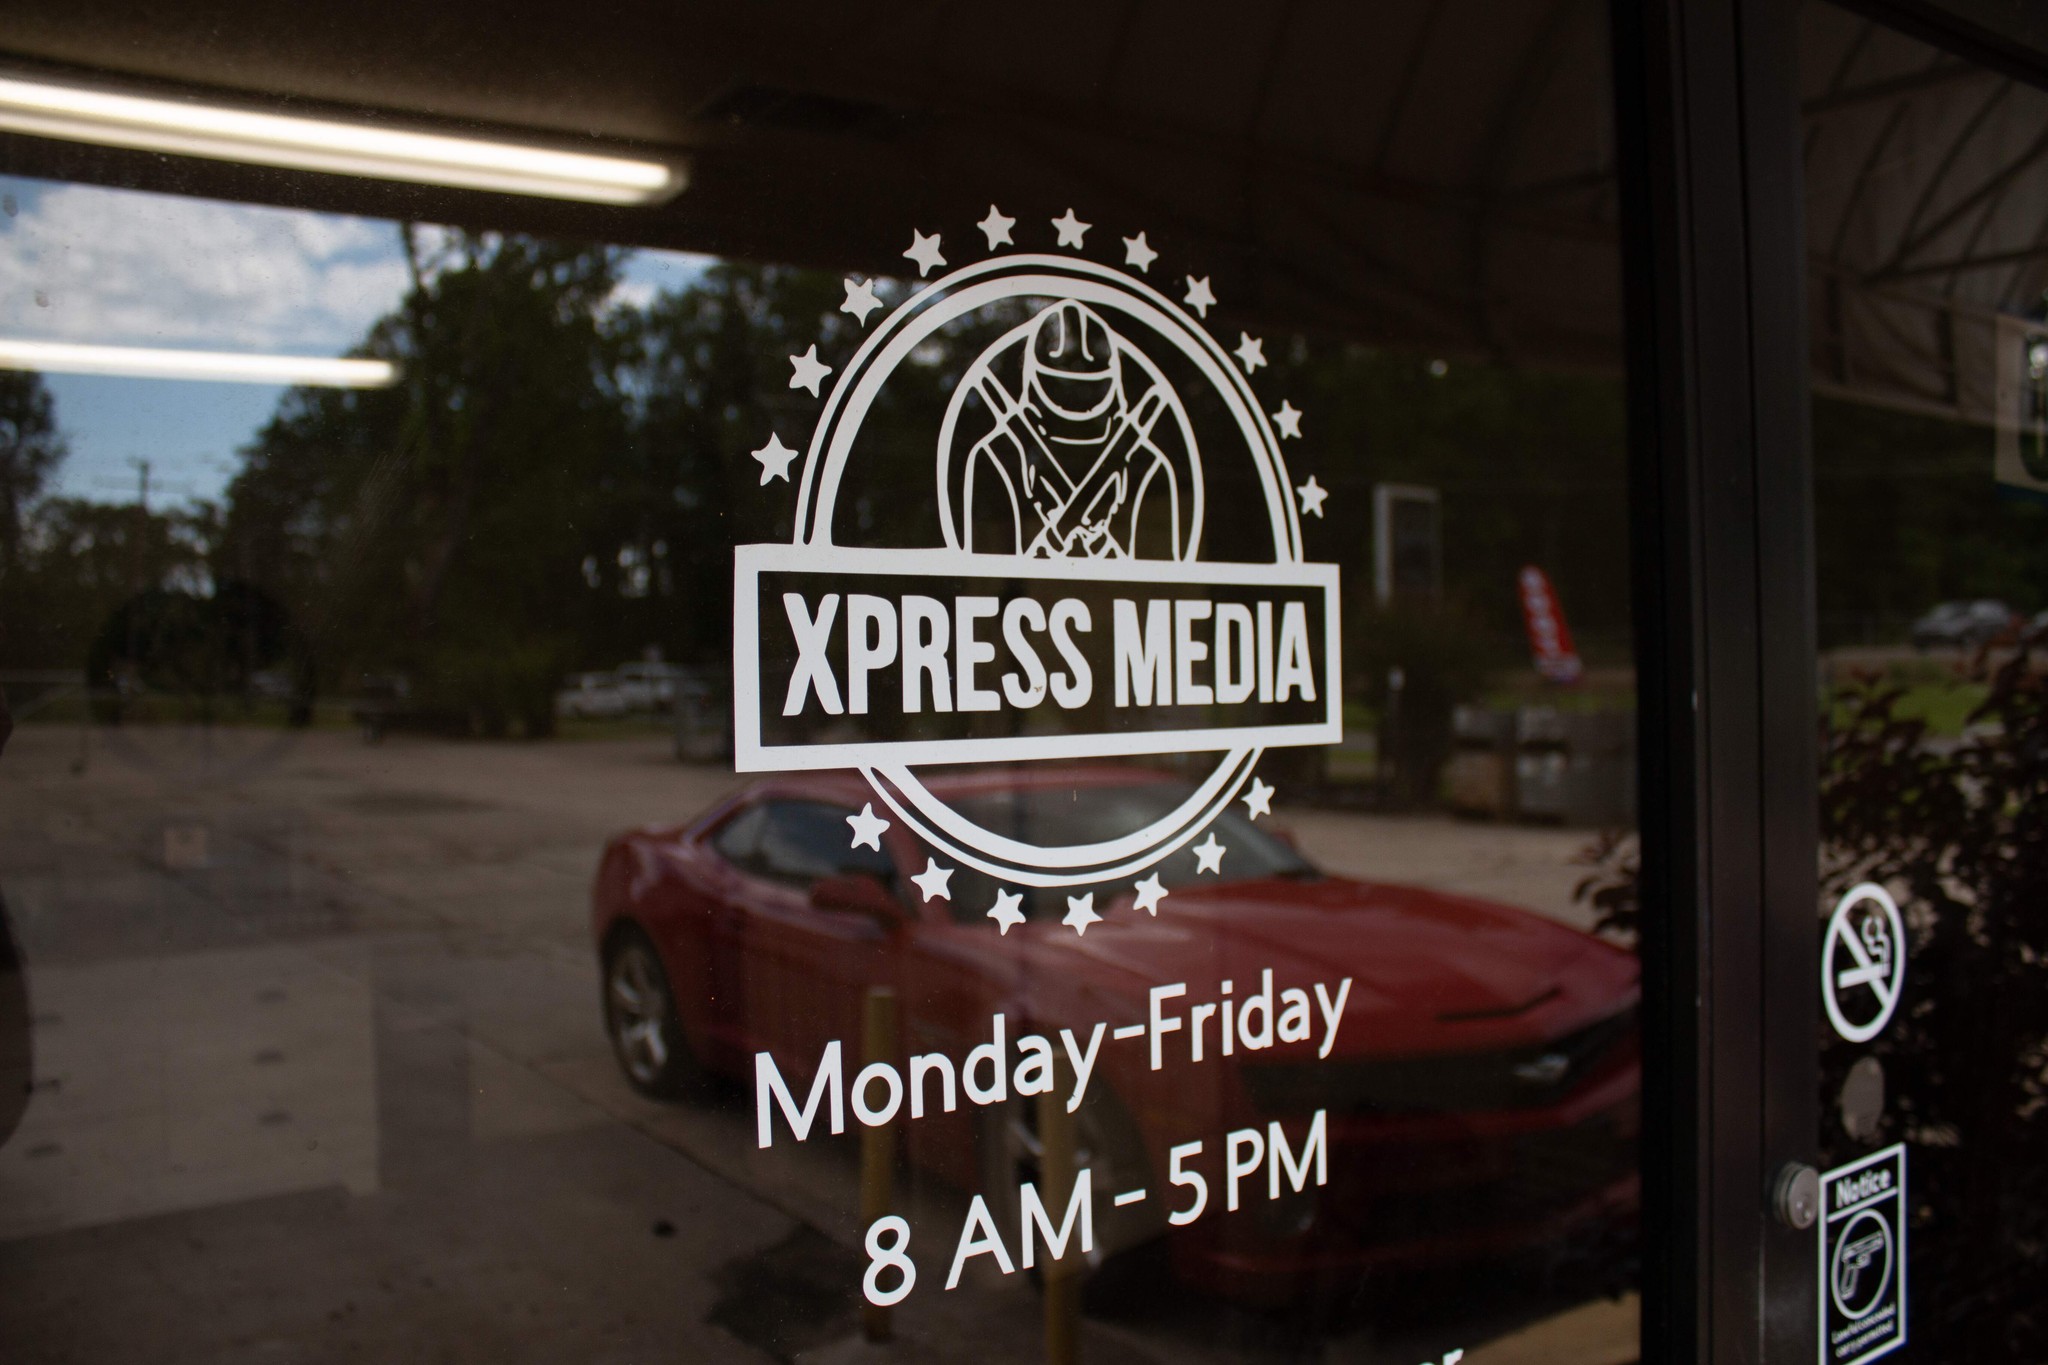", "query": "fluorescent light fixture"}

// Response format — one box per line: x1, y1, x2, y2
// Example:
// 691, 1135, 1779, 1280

0, 339, 398, 388
0, 71, 683, 205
